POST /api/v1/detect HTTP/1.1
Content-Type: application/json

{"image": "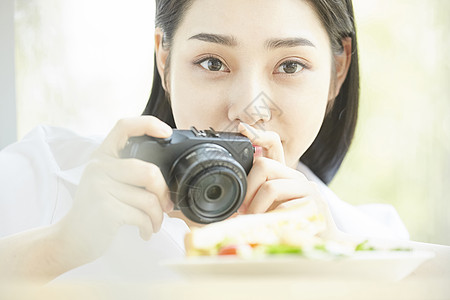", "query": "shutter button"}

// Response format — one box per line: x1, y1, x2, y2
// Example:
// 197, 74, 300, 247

154, 136, 172, 144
